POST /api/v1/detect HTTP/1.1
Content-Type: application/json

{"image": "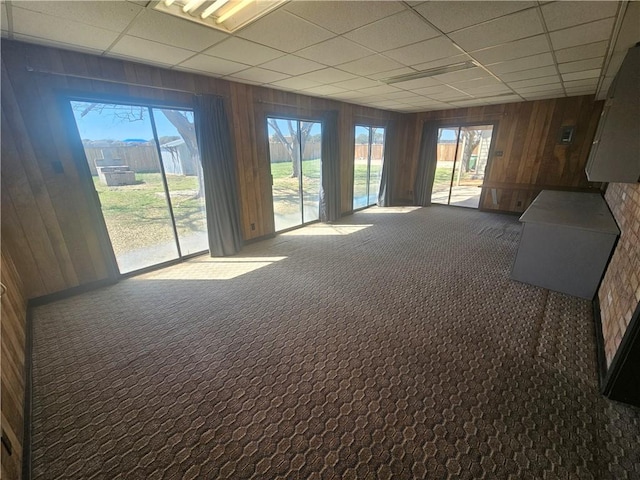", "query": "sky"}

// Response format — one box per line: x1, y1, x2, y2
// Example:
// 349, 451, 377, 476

70, 101, 190, 141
